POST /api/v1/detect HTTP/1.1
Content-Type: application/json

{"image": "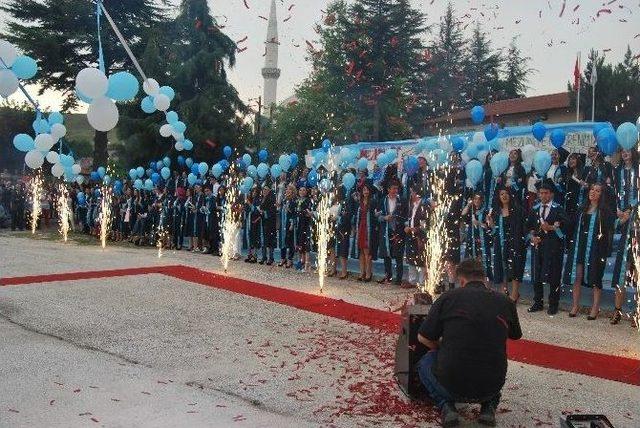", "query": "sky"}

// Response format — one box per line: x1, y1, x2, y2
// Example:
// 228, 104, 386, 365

2, 0, 640, 112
